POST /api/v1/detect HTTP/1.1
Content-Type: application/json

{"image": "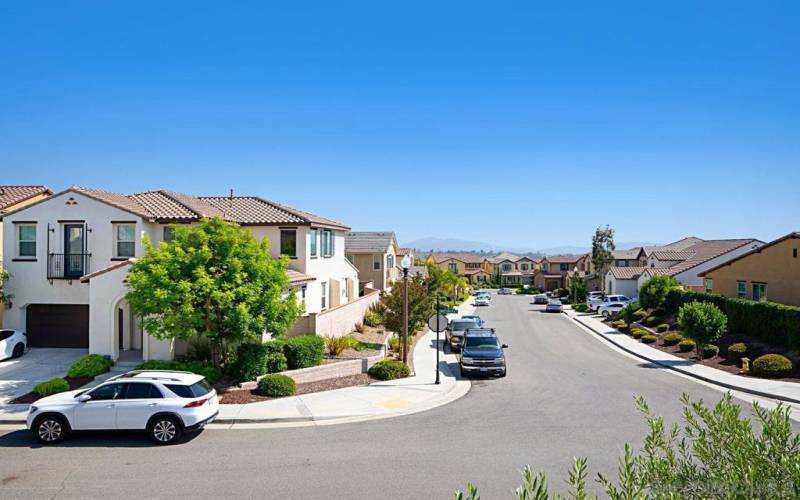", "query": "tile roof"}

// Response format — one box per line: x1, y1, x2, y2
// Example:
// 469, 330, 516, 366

489, 252, 521, 263
344, 232, 398, 253
0, 185, 52, 212
80, 258, 136, 282
612, 248, 642, 260
650, 250, 696, 261
431, 253, 487, 264
646, 239, 762, 277
700, 232, 800, 277
545, 254, 585, 264
287, 269, 316, 285
609, 266, 647, 280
